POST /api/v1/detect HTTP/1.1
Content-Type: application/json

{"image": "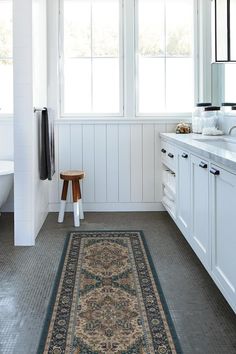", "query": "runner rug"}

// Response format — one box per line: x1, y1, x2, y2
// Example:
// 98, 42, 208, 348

38, 231, 181, 354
